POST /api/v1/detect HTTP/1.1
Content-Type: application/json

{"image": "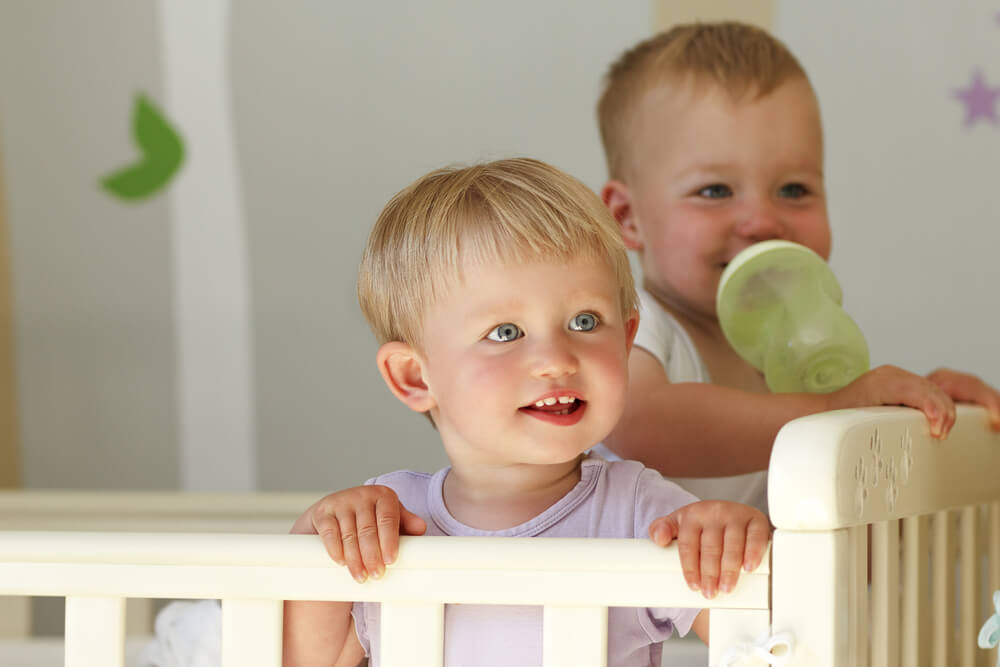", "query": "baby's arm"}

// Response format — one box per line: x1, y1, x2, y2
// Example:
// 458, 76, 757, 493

282, 486, 427, 667
606, 349, 957, 478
